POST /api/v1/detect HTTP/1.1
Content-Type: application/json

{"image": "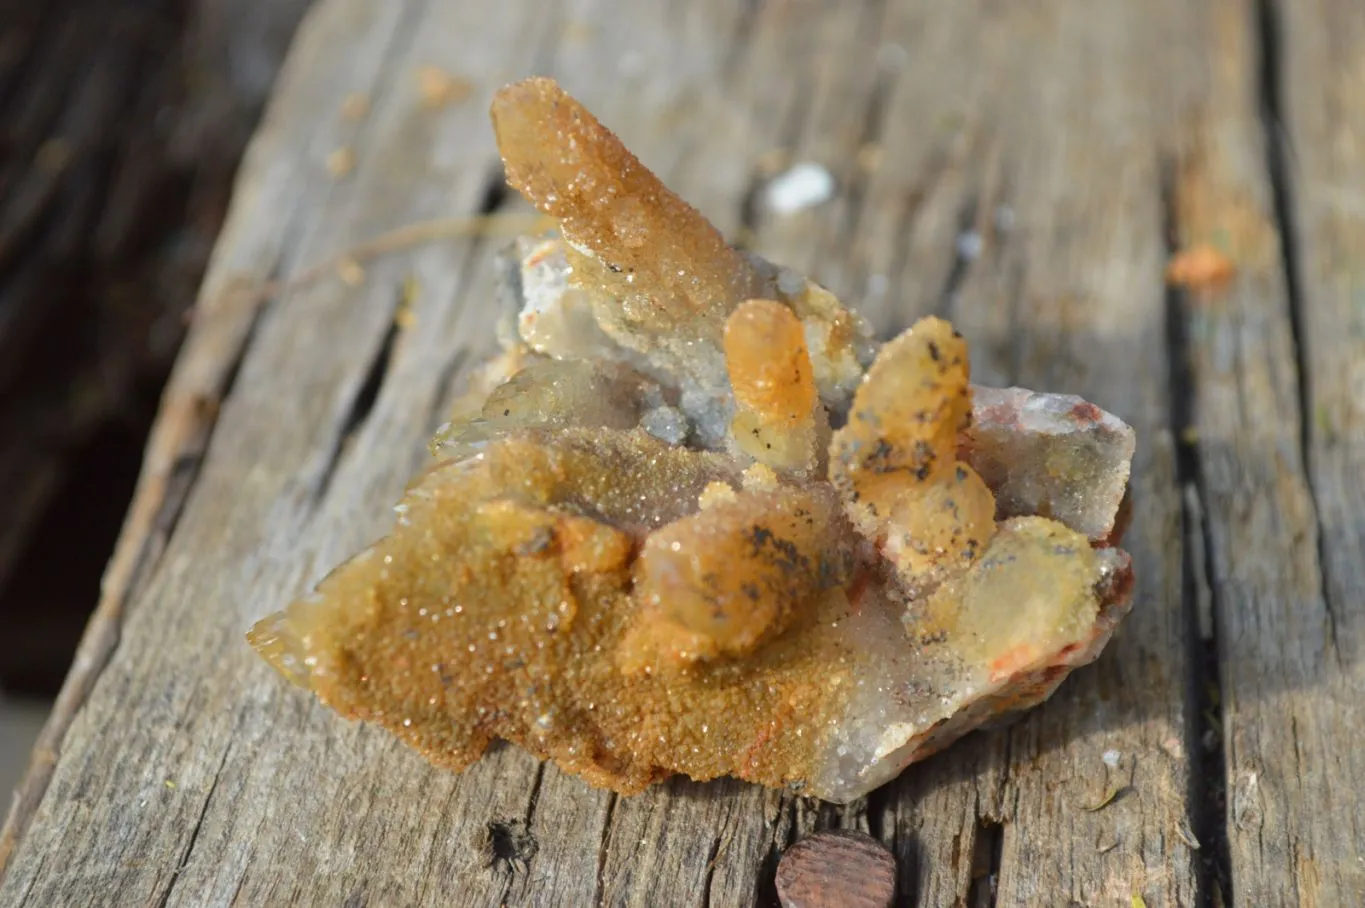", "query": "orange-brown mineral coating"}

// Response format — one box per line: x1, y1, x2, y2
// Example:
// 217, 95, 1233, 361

478, 428, 745, 532
914, 517, 1102, 677
490, 78, 768, 346
829, 317, 997, 592
724, 300, 823, 473
249, 80, 1136, 801
625, 483, 856, 666
249, 428, 858, 793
